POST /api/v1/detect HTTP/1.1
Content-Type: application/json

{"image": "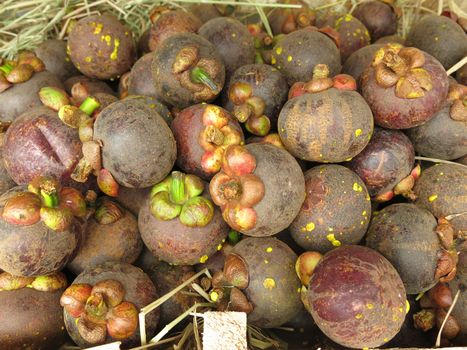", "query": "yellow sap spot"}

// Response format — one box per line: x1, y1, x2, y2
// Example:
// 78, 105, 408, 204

360, 221, 365, 225
345, 157, 352, 161
319, 153, 323, 158
149, 104, 156, 108
125, 31, 129, 36
355, 128, 362, 137
356, 28, 361, 34
428, 194, 438, 202
362, 210, 367, 216
65, 57, 70, 62
104, 35, 112, 45
366, 194, 371, 201
383, 338, 389, 342
217, 244, 223, 251
439, 172, 444, 175
210, 291, 219, 302
355, 313, 363, 319
363, 348, 369, 350
199, 255, 209, 263
297, 287, 301, 293
275, 47, 283, 55
353, 182, 363, 192
405, 300, 410, 314
266, 247, 273, 253
271, 56, 277, 65
287, 55, 293, 62
264, 259, 269, 264
110, 38, 120, 60
344, 14, 352, 21
366, 303, 374, 309
328, 227, 333, 232
158, 242, 163, 248
84, 56, 92, 63
232, 32, 237, 38
393, 315, 399, 321
305, 222, 315, 231
434, 37, 439, 41
94, 23, 103, 34
327, 233, 341, 247
263, 278, 276, 290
